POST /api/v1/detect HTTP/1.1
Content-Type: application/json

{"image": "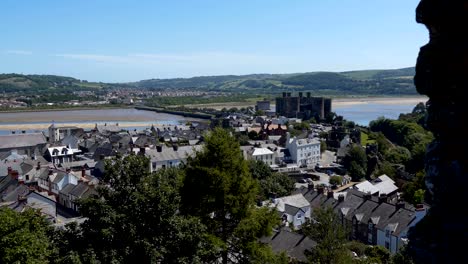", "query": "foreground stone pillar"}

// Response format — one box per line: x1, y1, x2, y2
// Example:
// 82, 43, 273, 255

410, 0, 468, 263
